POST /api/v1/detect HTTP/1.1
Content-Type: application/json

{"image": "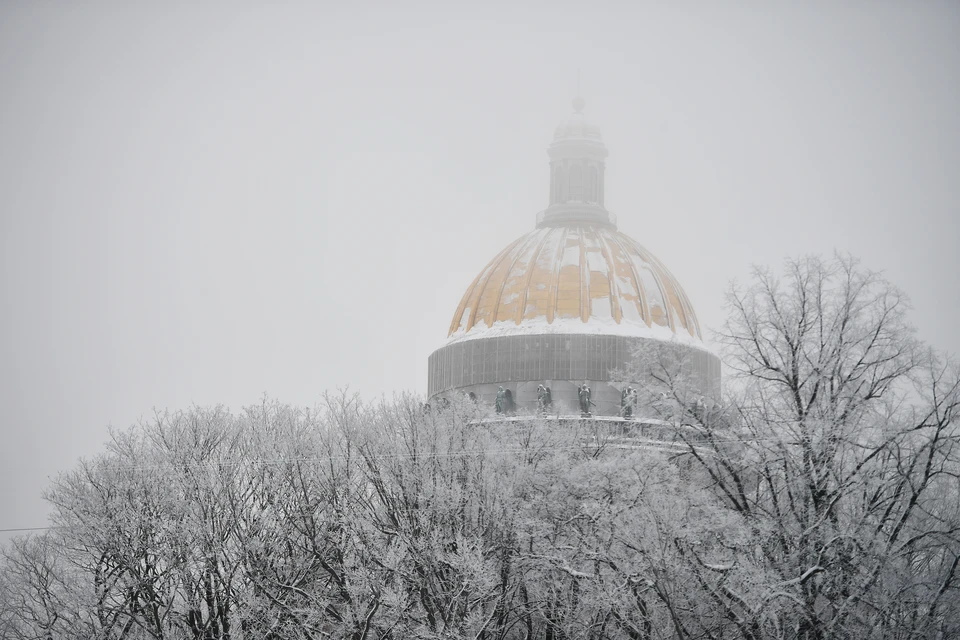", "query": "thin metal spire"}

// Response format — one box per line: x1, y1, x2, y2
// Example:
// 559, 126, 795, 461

573, 70, 585, 113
